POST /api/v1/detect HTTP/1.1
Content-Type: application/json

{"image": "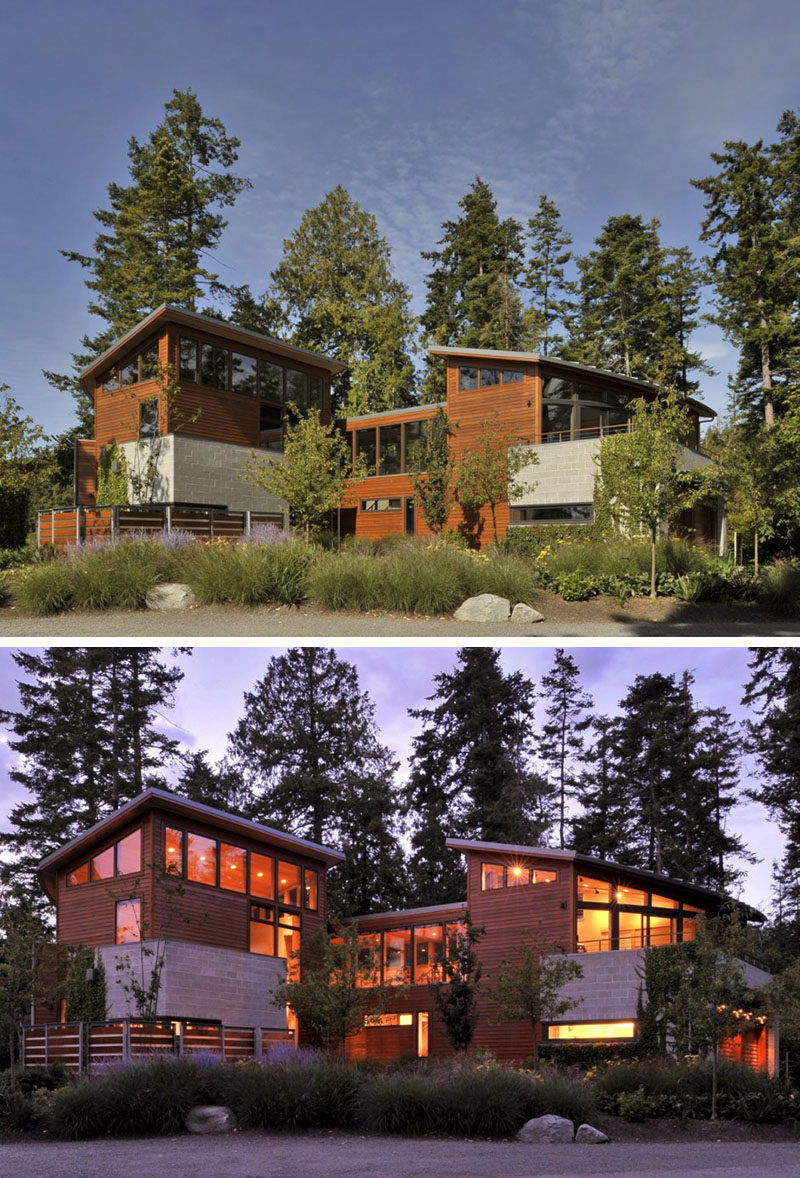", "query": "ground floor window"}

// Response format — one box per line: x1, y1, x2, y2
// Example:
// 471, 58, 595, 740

361, 498, 401, 512
509, 504, 593, 524
364, 1012, 413, 1027
547, 1021, 636, 1041
116, 898, 141, 943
